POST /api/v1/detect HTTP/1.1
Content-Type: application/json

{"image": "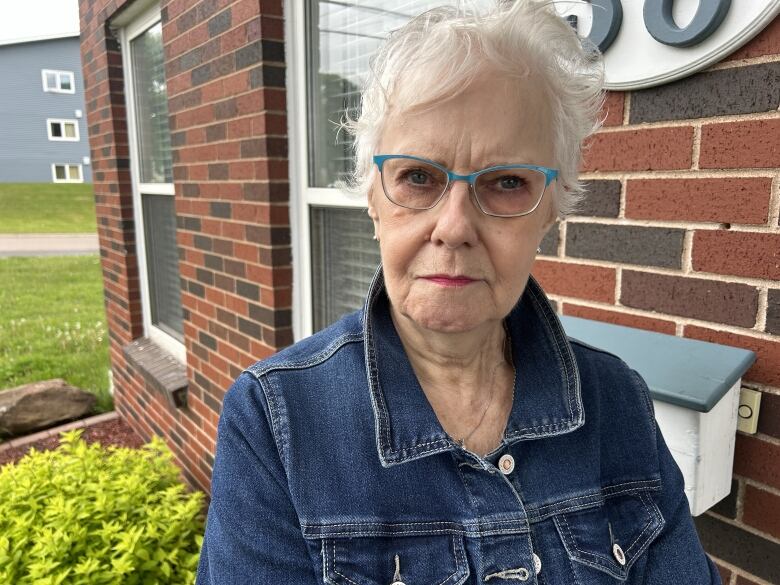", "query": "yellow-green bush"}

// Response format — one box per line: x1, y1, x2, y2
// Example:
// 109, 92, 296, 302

0, 430, 205, 584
